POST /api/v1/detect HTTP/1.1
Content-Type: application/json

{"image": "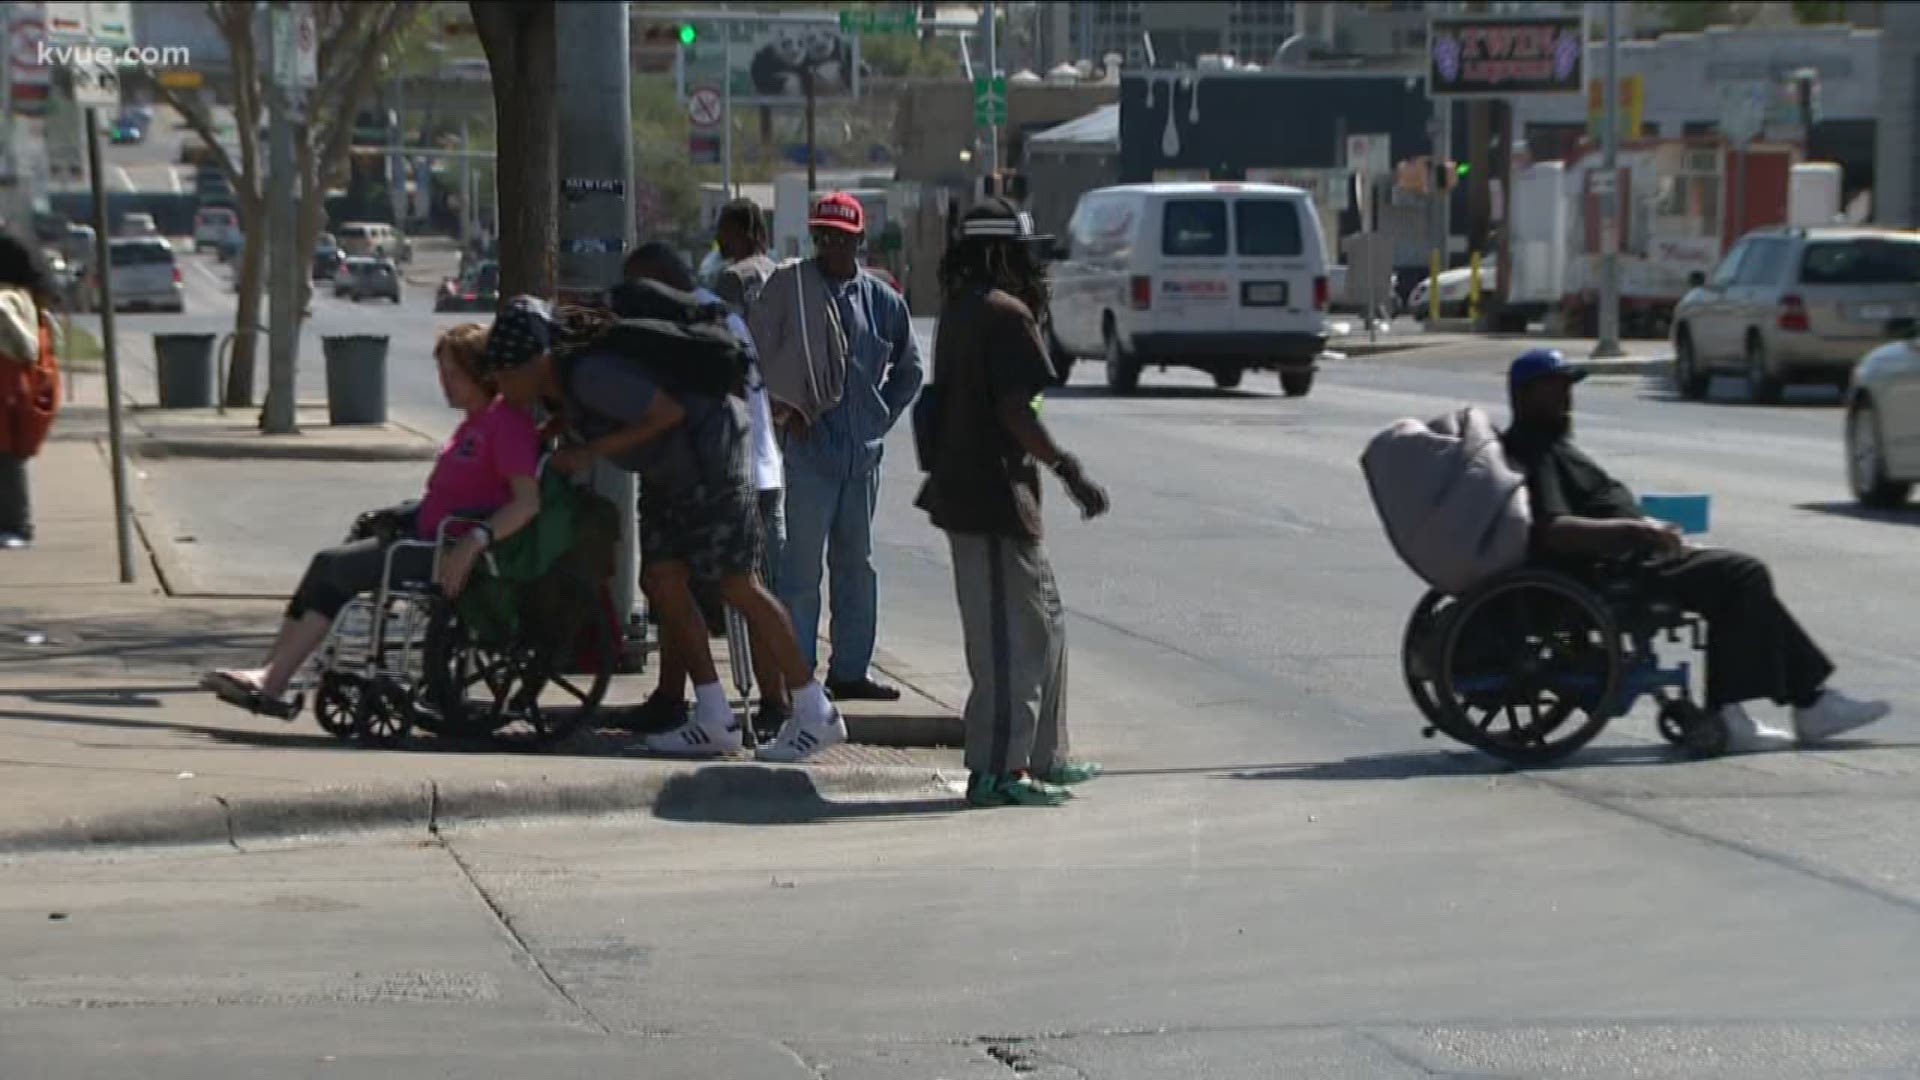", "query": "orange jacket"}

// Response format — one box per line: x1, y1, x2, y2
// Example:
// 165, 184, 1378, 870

0, 309, 59, 459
